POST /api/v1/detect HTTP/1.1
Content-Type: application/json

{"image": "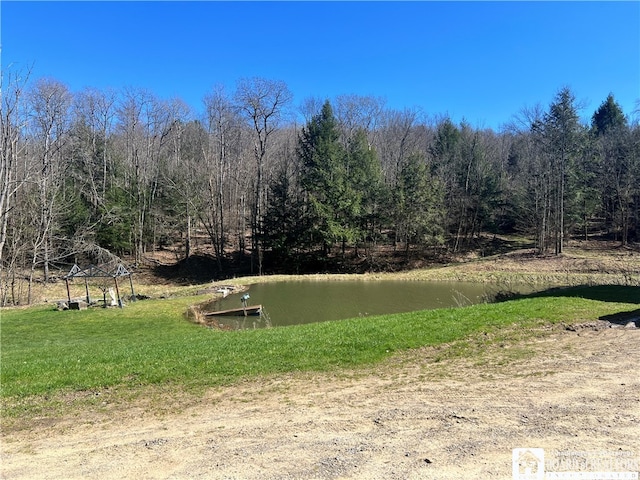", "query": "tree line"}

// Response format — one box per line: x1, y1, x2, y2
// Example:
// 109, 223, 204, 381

1, 69, 639, 305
